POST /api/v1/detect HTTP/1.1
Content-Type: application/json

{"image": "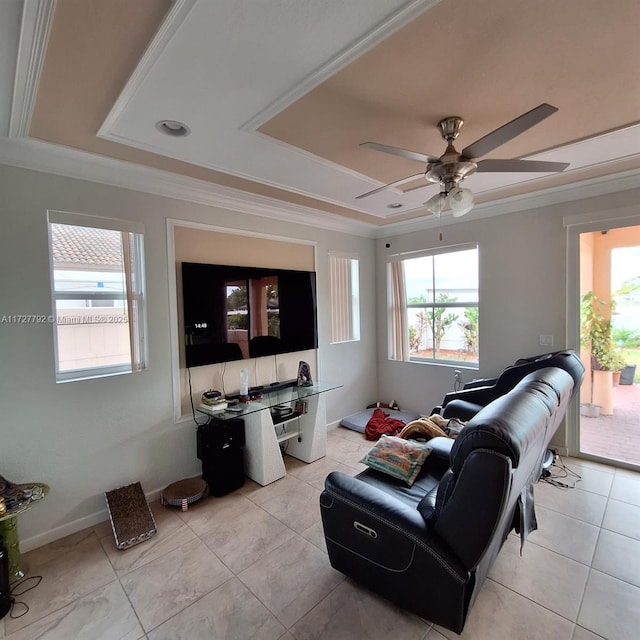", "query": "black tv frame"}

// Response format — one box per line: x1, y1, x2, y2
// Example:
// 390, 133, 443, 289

182, 262, 318, 368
